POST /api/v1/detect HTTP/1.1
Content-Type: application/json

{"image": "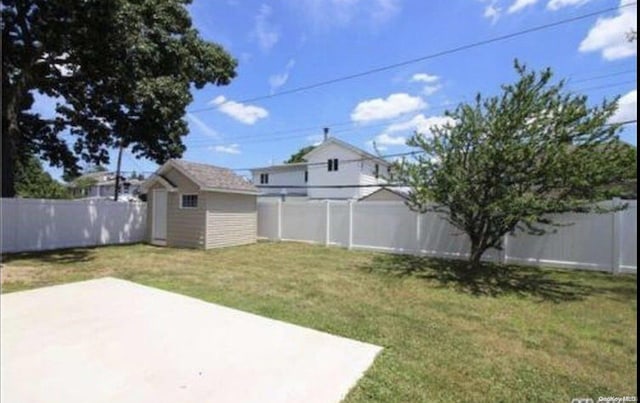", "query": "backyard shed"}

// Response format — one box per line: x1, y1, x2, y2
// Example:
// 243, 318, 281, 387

142, 160, 259, 249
